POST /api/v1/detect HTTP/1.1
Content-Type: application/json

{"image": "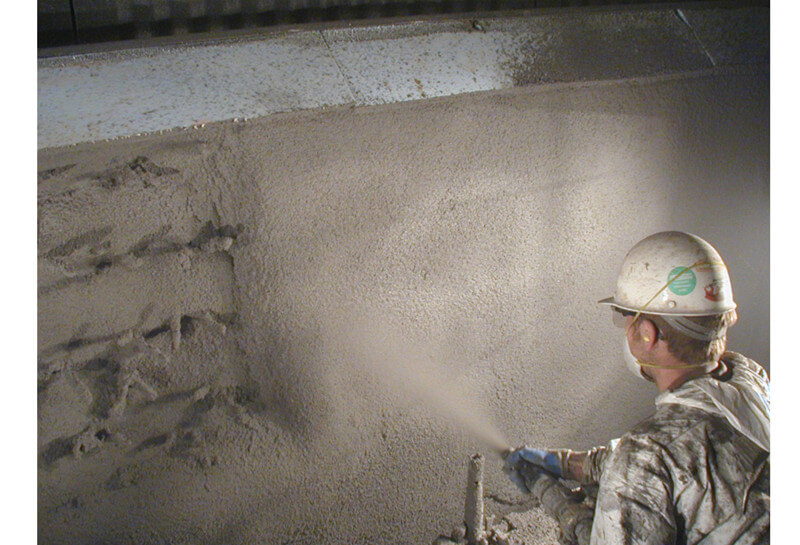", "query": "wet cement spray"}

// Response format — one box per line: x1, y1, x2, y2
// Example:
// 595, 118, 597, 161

325, 309, 510, 453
